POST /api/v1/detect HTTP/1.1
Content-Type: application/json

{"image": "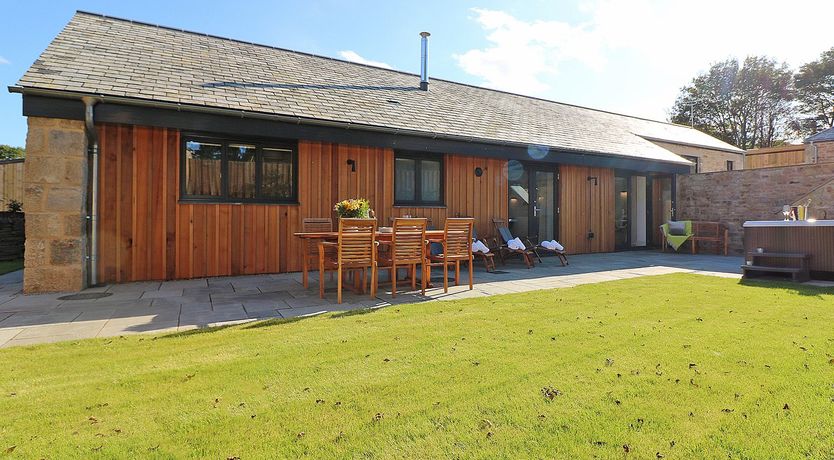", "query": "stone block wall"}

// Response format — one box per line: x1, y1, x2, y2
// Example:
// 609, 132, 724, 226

23, 117, 88, 293
807, 140, 834, 164
677, 162, 834, 253
650, 140, 744, 173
